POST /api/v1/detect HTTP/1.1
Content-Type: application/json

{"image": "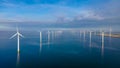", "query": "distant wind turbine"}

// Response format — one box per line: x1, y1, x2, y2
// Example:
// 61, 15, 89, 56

10, 27, 24, 53
101, 31, 104, 56
109, 27, 112, 37
89, 31, 92, 47
48, 31, 50, 45
39, 31, 42, 52
83, 31, 86, 42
